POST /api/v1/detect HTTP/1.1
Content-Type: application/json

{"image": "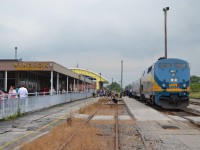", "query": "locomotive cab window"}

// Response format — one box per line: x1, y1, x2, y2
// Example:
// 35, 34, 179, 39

174, 63, 187, 69
148, 66, 152, 73
158, 63, 171, 69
